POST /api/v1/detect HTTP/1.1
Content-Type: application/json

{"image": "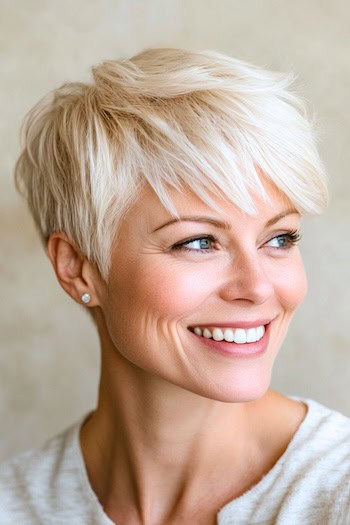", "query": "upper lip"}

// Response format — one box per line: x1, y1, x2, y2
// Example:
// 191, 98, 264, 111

188, 318, 274, 329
